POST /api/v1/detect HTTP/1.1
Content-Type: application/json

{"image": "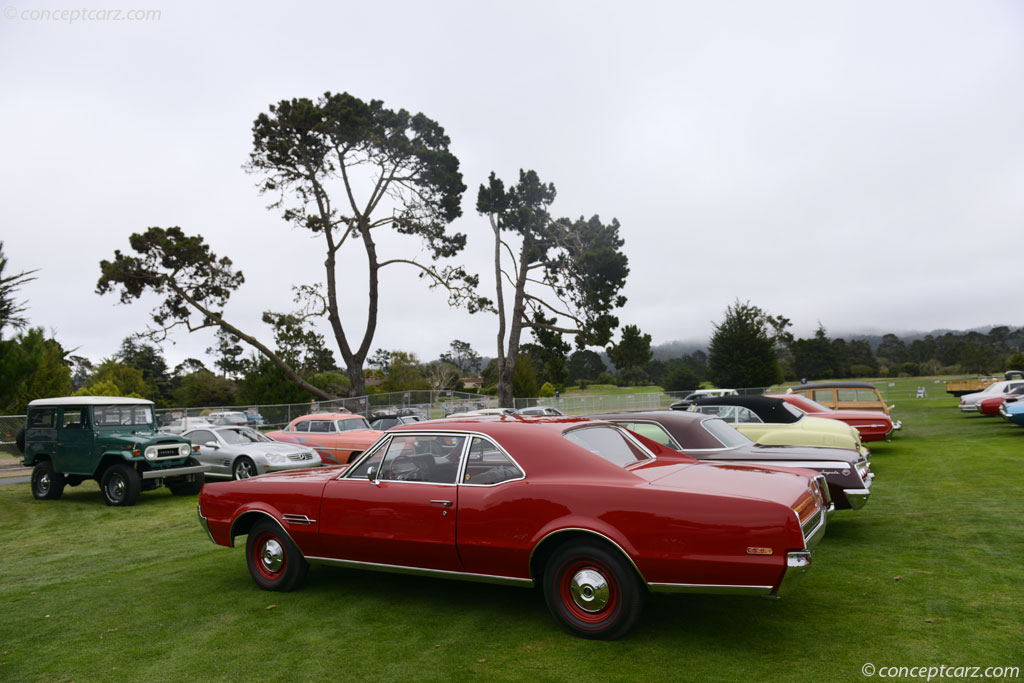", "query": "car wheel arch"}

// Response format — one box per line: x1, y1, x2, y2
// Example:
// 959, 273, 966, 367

230, 509, 301, 550
529, 528, 647, 588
